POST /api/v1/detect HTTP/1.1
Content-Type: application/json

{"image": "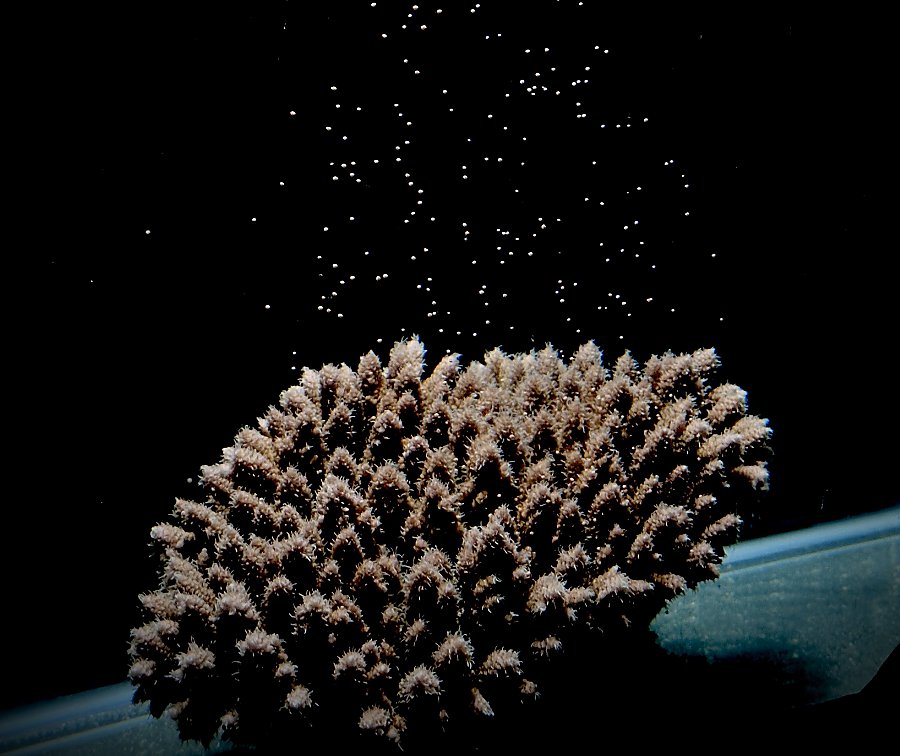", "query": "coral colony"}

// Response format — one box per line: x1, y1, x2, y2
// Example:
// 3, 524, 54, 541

129, 338, 770, 747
